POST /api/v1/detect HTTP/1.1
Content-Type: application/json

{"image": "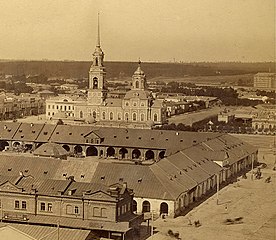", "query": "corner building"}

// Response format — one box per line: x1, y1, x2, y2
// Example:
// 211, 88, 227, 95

46, 20, 166, 128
